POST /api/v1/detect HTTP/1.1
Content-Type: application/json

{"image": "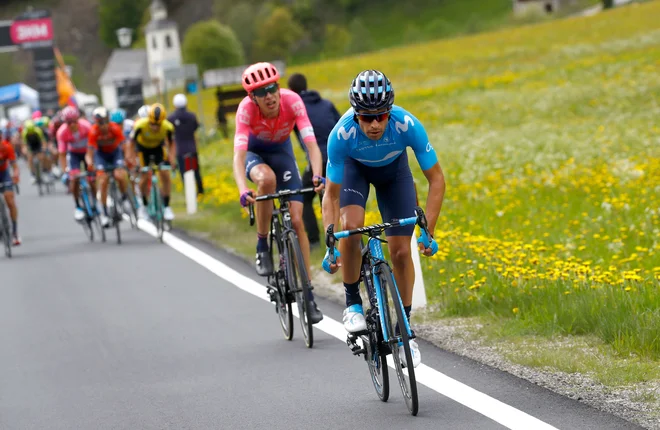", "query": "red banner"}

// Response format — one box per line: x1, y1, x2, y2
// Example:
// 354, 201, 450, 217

10, 18, 53, 45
